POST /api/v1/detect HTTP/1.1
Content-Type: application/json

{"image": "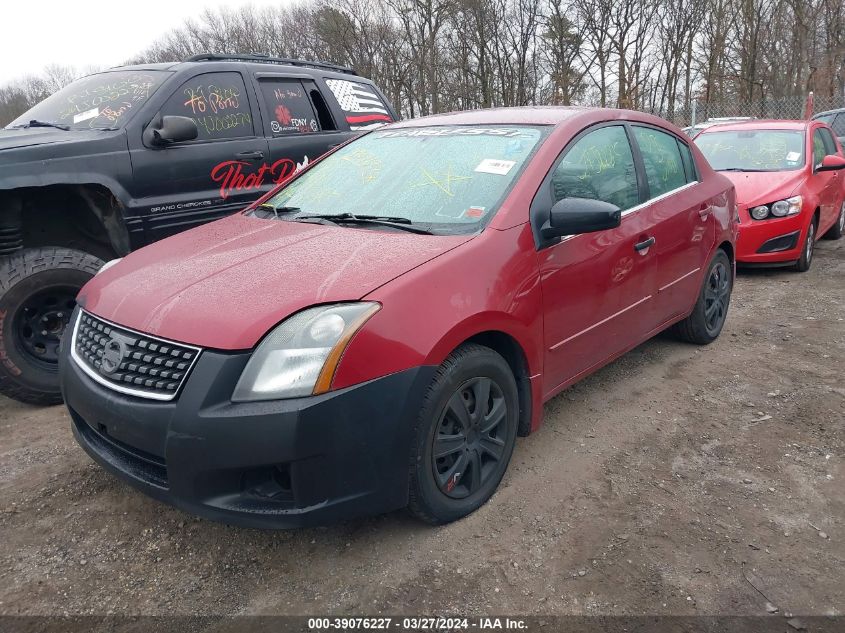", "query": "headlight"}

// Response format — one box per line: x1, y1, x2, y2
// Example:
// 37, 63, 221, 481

96, 258, 123, 275
750, 196, 802, 220
232, 302, 380, 401
750, 205, 769, 220
771, 195, 802, 217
